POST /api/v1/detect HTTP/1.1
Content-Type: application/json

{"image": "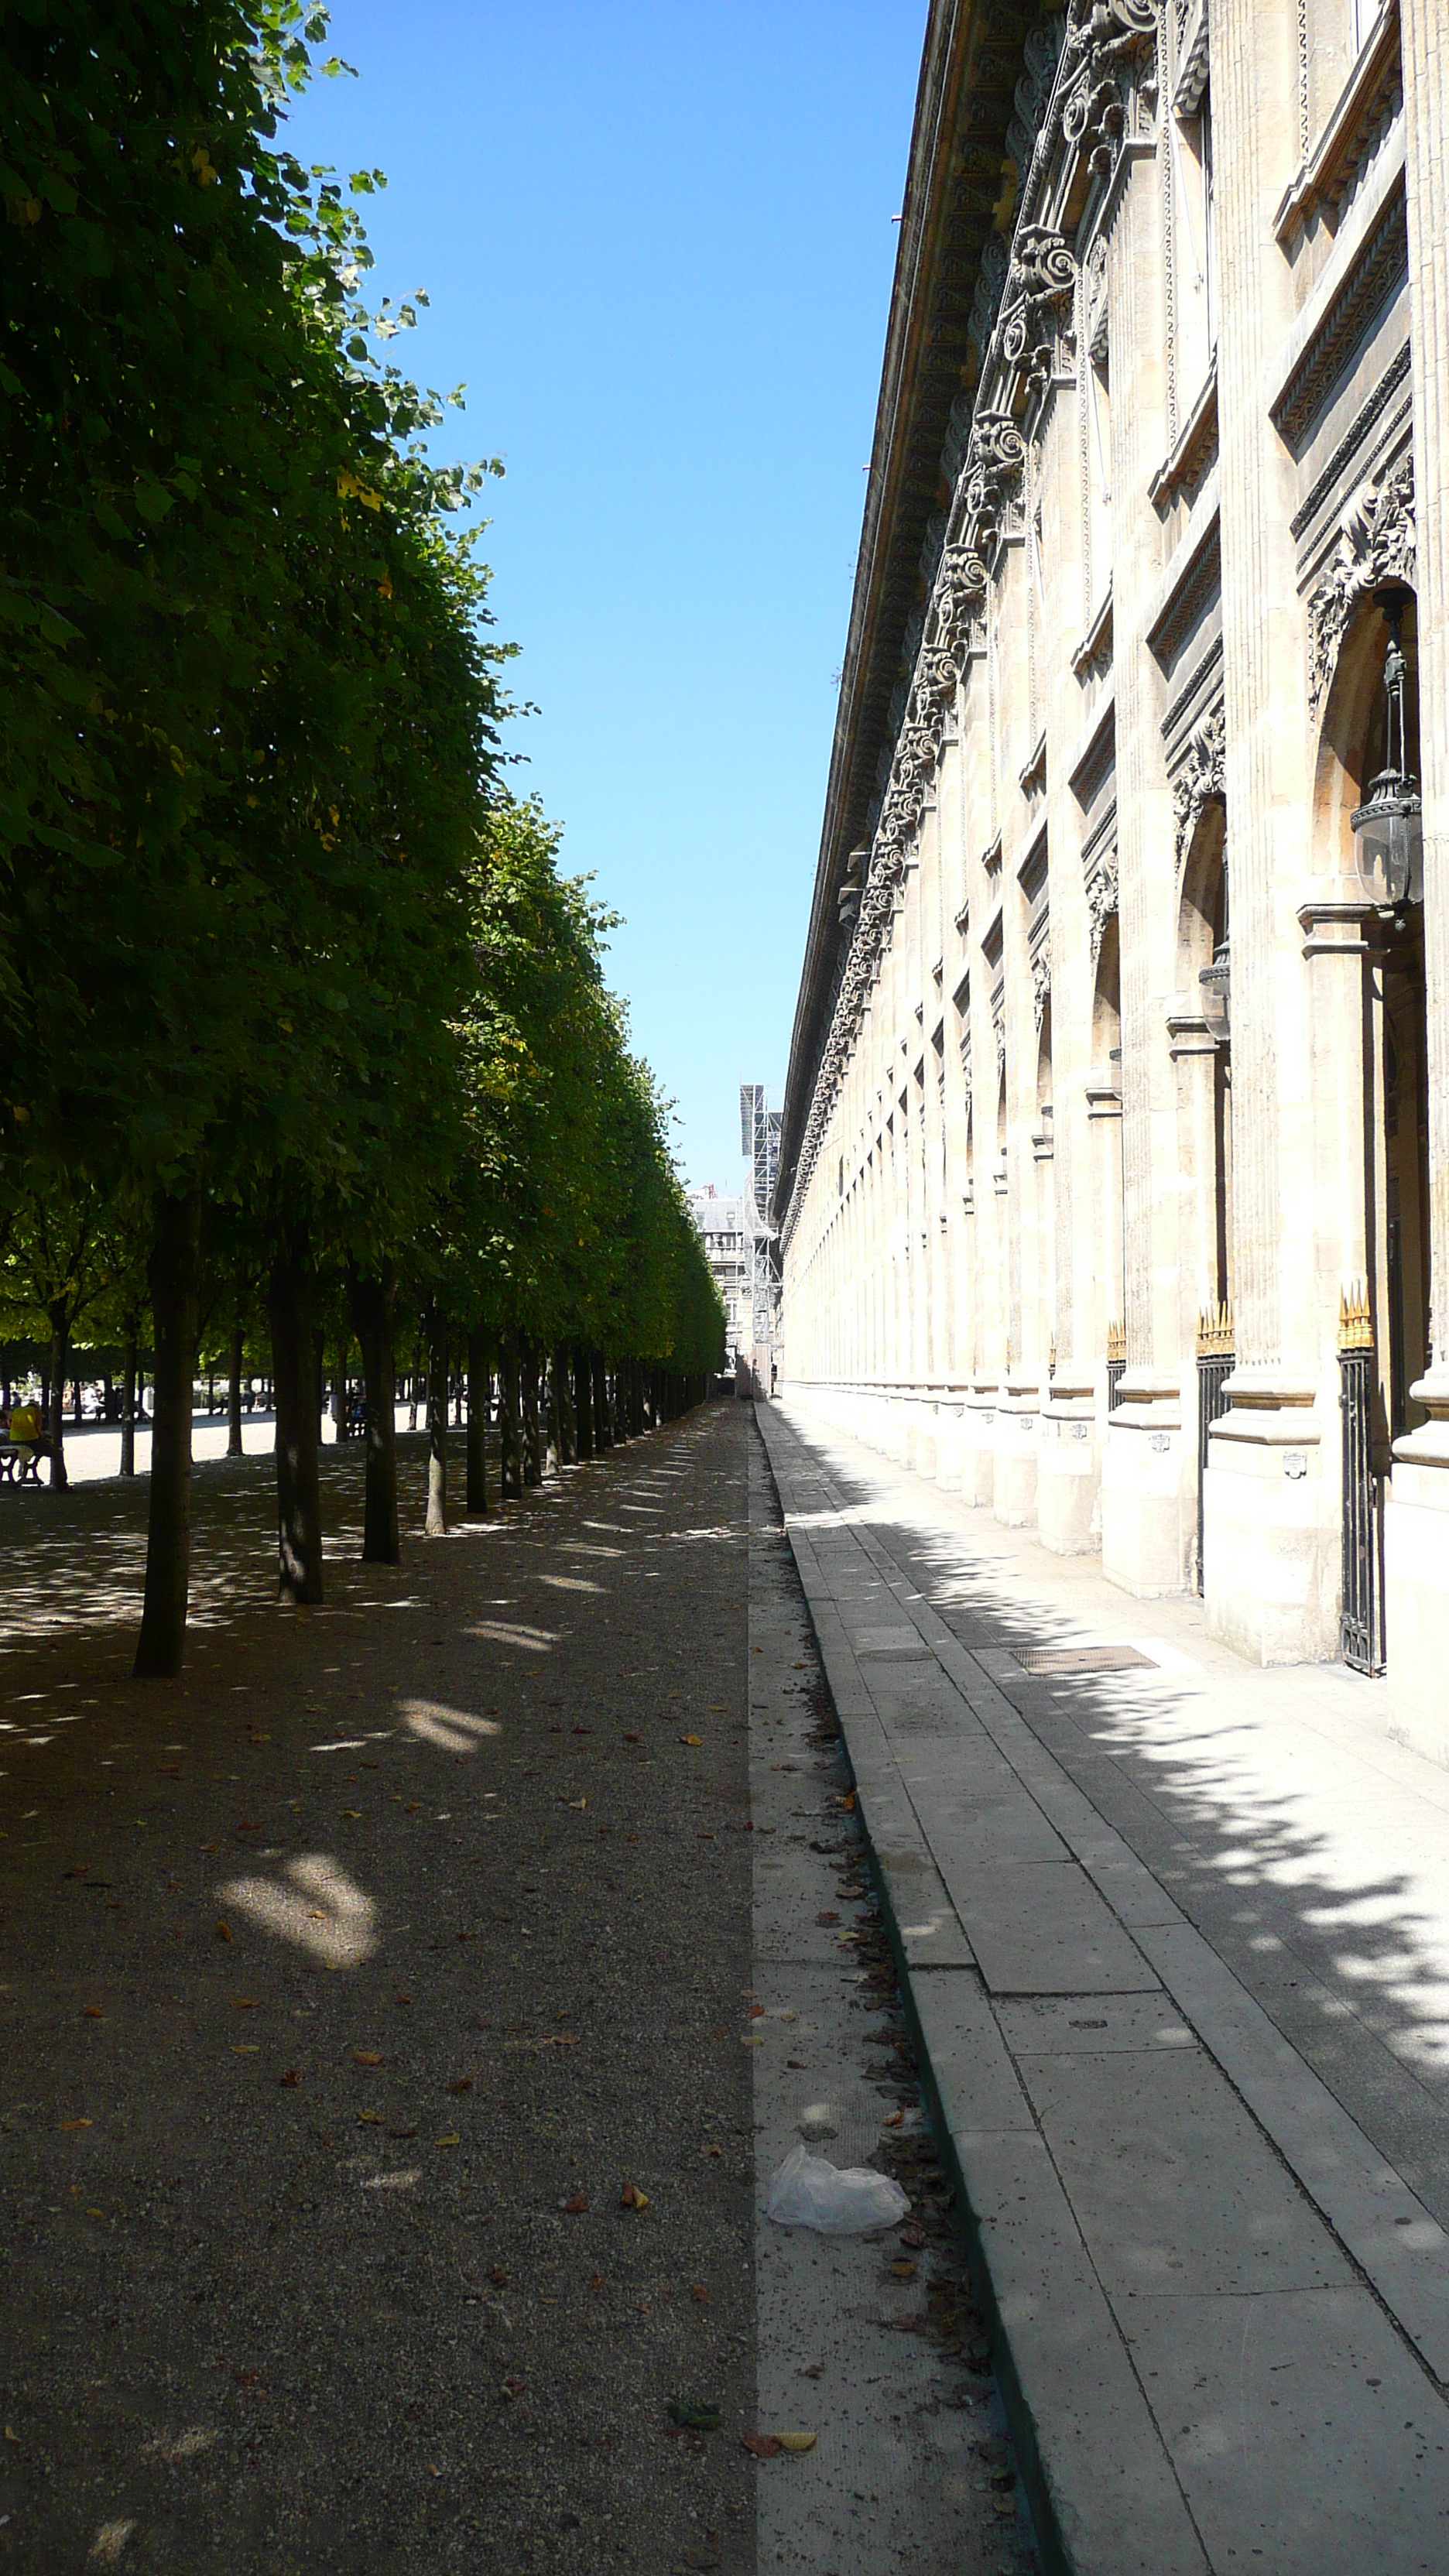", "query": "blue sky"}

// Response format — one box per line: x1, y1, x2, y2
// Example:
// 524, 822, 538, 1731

283, 2, 923, 1190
